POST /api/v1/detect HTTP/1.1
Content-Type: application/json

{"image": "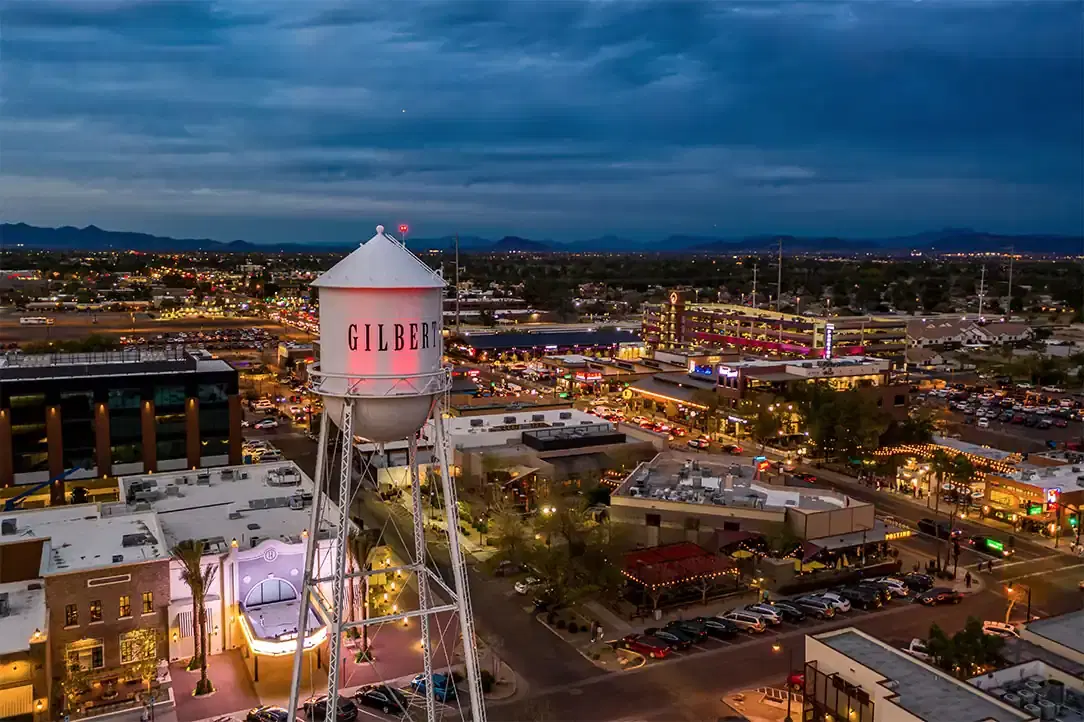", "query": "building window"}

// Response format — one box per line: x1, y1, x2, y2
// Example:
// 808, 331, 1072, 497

119, 595, 131, 619
66, 638, 104, 672
243, 577, 298, 608
645, 513, 661, 528
65, 604, 78, 627
142, 591, 154, 614
119, 630, 156, 665
89, 600, 102, 623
